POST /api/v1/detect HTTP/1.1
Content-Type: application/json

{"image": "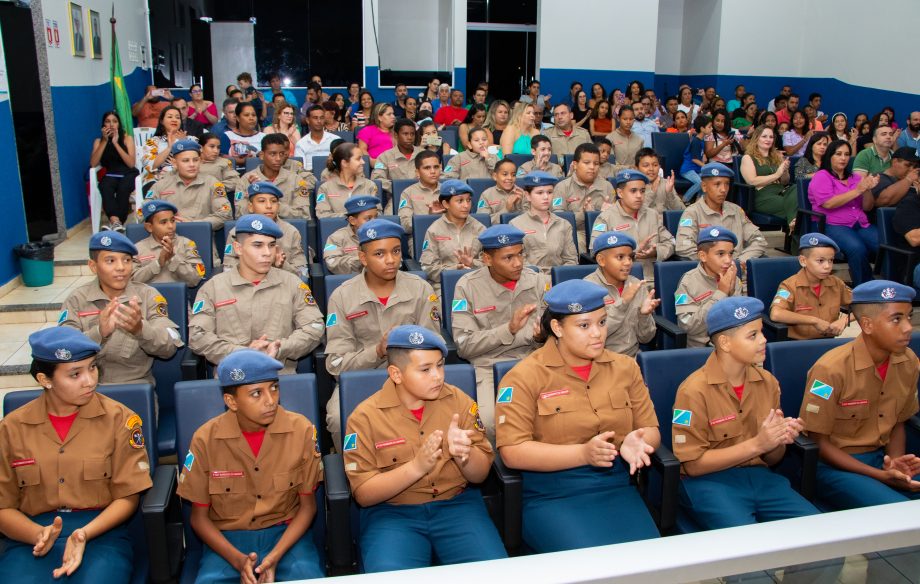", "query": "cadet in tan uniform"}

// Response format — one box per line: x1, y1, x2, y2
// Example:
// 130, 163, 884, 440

397, 150, 442, 236
60, 231, 183, 385
323, 195, 380, 275
543, 103, 591, 156
342, 326, 506, 572
510, 171, 578, 273
595, 138, 617, 179
675, 226, 744, 347
442, 127, 497, 180
452, 225, 549, 435
418, 181, 485, 295
324, 219, 441, 443
516, 135, 564, 178
606, 105, 644, 170
589, 169, 675, 279
315, 143, 379, 218
133, 200, 205, 287
222, 182, 308, 279
672, 297, 820, 529
189, 214, 324, 375
370, 118, 421, 200
675, 162, 768, 263
551, 142, 615, 253
770, 233, 852, 340
585, 232, 658, 356
476, 159, 524, 224
0, 328, 152, 582
635, 148, 685, 213
800, 280, 920, 509
495, 280, 660, 552
199, 134, 245, 202
240, 134, 315, 220
177, 350, 324, 582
